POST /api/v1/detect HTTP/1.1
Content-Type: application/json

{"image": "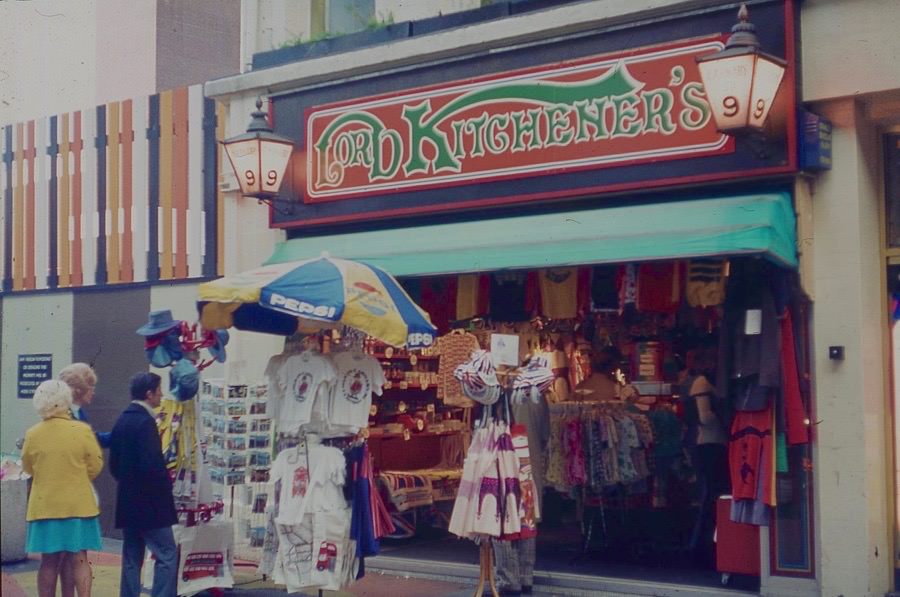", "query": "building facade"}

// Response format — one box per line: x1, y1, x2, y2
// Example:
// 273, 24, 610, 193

203, 1, 900, 596
0, 0, 241, 535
